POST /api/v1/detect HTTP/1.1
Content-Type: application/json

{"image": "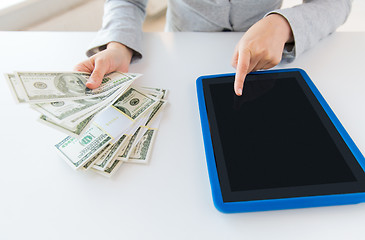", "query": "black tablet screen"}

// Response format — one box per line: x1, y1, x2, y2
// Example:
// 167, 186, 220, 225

203, 72, 365, 202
